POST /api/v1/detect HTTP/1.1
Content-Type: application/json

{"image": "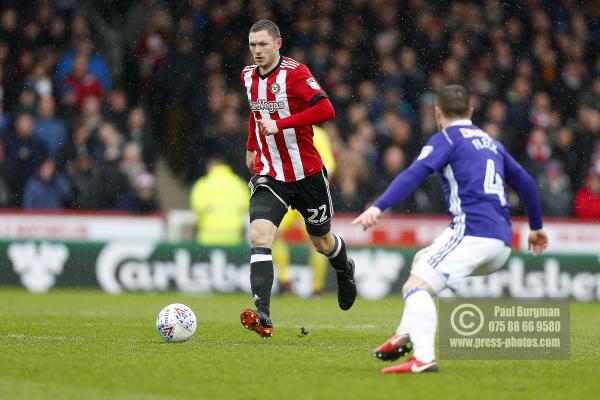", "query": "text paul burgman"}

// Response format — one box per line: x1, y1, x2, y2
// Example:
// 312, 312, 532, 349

494, 305, 561, 318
